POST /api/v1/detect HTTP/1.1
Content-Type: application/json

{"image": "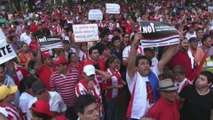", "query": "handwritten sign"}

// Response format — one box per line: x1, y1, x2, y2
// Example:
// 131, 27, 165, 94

106, 3, 120, 14
73, 24, 99, 42
88, 9, 103, 20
